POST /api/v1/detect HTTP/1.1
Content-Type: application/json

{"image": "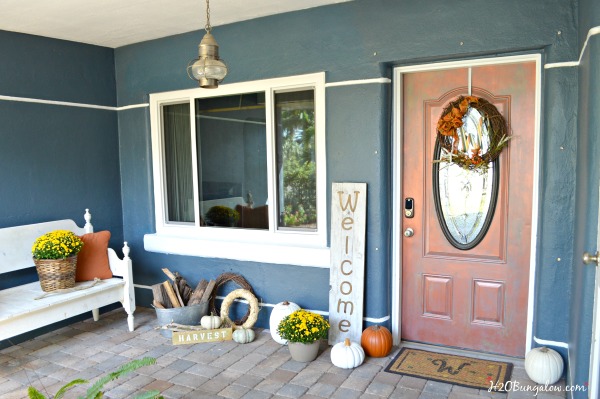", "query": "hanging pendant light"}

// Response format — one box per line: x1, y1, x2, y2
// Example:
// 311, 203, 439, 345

187, 0, 228, 88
